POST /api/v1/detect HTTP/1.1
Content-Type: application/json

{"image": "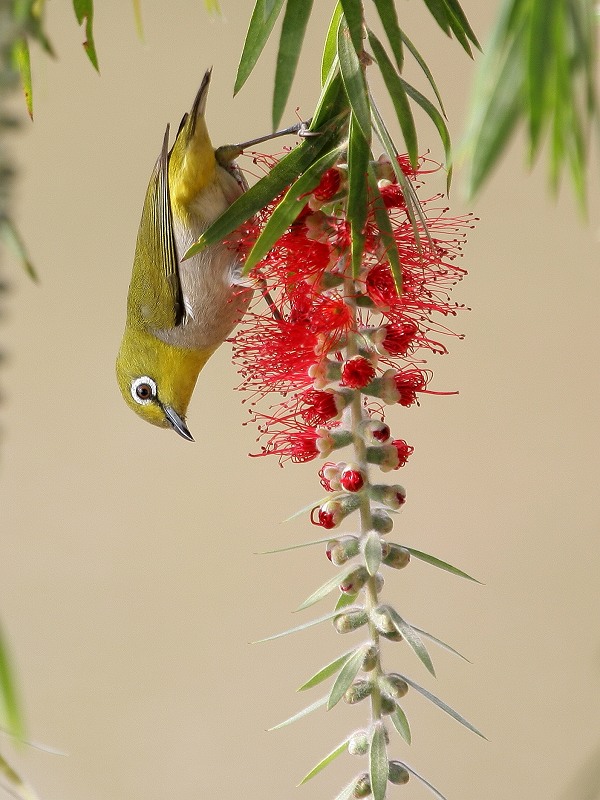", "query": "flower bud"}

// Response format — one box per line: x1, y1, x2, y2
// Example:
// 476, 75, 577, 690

383, 544, 411, 570
362, 645, 379, 672
340, 463, 365, 492
340, 566, 369, 594
311, 493, 361, 529
362, 369, 401, 404
370, 484, 406, 510
353, 773, 372, 798
348, 731, 369, 756
380, 628, 404, 642
380, 694, 396, 715
358, 418, 391, 444
333, 609, 368, 634
309, 358, 342, 389
381, 673, 409, 699
371, 509, 394, 535
388, 762, 410, 785
344, 680, 373, 704
371, 605, 397, 635
316, 427, 354, 457
341, 355, 377, 389
366, 439, 413, 472
326, 535, 360, 565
